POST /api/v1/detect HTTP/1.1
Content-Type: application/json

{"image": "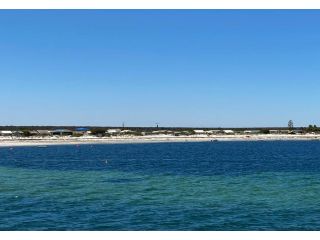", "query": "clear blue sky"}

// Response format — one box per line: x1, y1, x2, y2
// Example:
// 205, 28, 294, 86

1, 10, 319, 127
